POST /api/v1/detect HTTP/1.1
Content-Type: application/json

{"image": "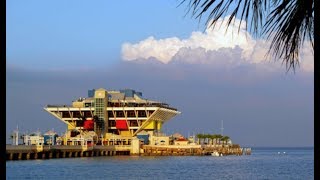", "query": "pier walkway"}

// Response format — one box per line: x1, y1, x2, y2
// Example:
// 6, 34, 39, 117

6, 144, 251, 161
6, 145, 131, 161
